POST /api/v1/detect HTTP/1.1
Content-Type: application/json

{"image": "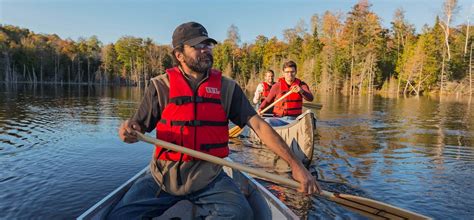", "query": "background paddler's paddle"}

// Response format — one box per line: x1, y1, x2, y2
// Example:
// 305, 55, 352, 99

136, 132, 431, 220
229, 89, 294, 138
